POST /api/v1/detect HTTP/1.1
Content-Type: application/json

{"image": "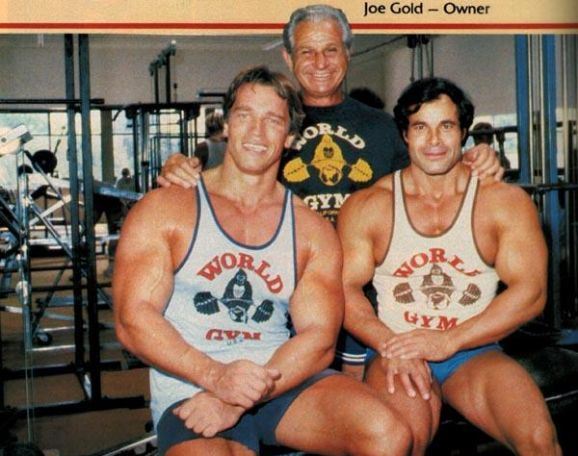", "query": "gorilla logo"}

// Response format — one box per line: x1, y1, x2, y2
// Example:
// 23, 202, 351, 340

420, 264, 455, 310
193, 269, 275, 324
283, 134, 373, 186
392, 264, 483, 310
